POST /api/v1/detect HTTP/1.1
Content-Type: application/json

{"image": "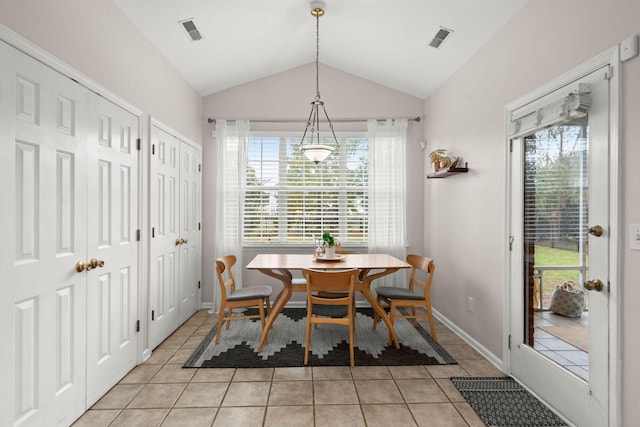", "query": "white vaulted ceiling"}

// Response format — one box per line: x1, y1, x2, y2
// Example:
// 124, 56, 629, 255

113, 0, 529, 98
